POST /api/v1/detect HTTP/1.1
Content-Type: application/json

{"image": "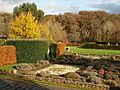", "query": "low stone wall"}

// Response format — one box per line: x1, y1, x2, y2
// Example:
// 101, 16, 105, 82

78, 54, 120, 60
37, 77, 109, 90
0, 46, 16, 66
14, 74, 110, 90
15, 60, 50, 72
